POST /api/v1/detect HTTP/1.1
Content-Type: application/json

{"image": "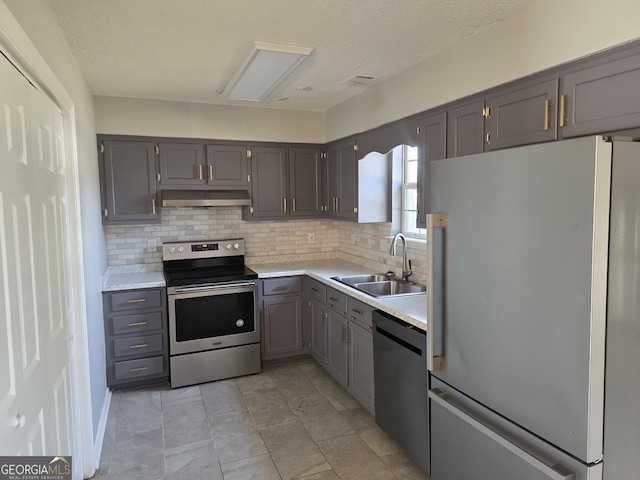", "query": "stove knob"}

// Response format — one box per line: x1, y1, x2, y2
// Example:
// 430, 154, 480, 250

225, 243, 232, 250
236, 319, 244, 327
233, 243, 240, 250
177, 246, 184, 253
168, 247, 176, 254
